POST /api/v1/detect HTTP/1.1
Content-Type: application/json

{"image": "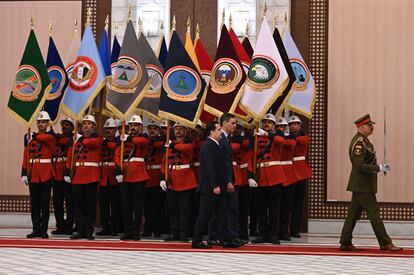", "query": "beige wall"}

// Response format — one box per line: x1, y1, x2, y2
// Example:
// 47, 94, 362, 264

0, 1, 81, 195
327, 0, 414, 202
